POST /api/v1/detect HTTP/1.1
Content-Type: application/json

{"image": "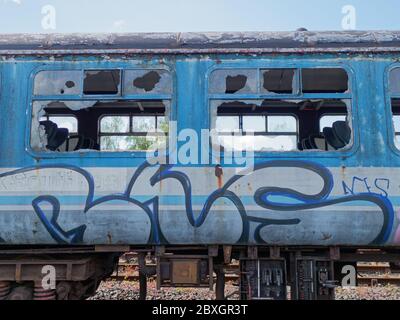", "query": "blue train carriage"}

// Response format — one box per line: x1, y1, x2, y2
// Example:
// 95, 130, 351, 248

0, 31, 400, 300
